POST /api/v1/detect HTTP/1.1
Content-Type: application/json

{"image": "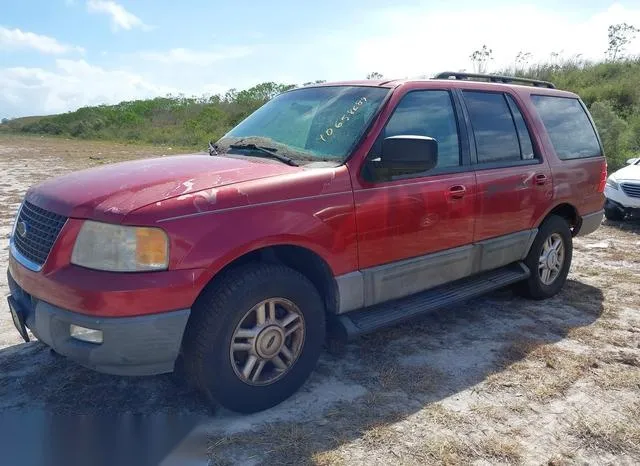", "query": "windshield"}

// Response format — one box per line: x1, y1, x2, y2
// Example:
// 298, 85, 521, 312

217, 86, 389, 162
